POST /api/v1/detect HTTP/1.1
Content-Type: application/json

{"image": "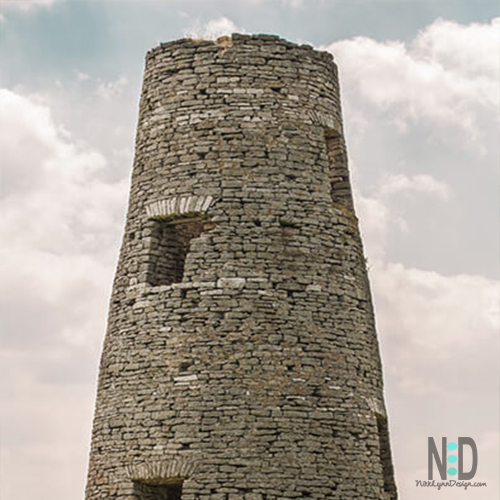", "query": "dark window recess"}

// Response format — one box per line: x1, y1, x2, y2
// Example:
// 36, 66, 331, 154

134, 481, 182, 500
376, 415, 397, 497
146, 218, 205, 286
323, 128, 353, 203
